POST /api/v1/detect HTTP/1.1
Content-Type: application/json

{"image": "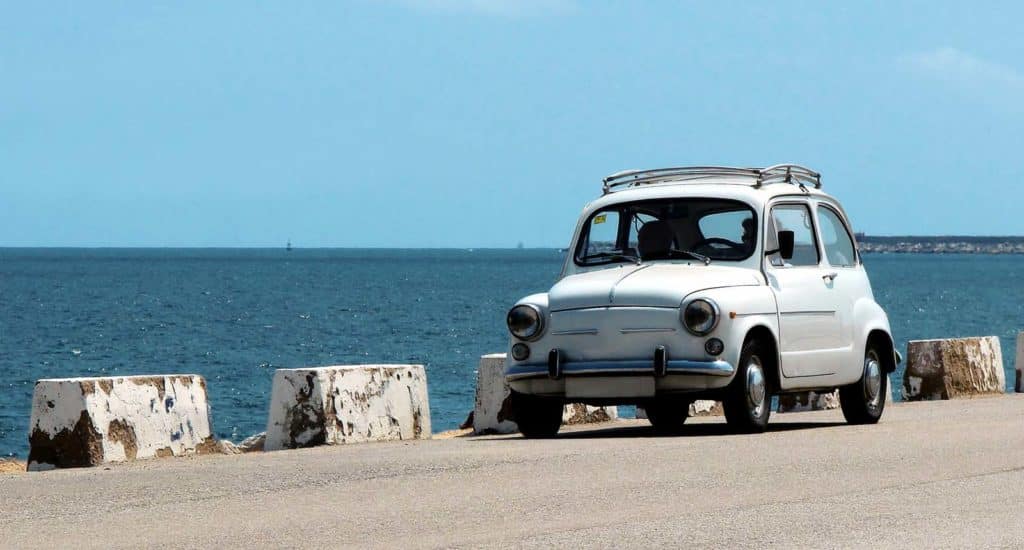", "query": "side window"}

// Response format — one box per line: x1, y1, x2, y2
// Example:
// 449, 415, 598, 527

770, 204, 820, 267
817, 206, 857, 267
